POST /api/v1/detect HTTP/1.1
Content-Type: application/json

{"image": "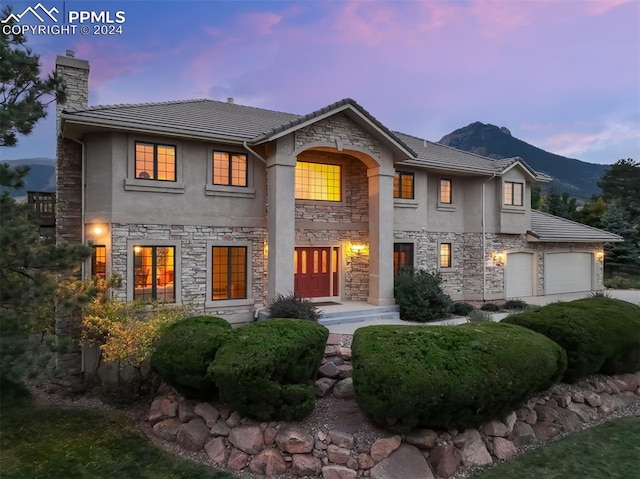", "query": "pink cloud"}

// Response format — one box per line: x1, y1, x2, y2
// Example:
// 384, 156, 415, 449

73, 41, 155, 87
241, 11, 284, 35
585, 0, 633, 15
545, 121, 640, 157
